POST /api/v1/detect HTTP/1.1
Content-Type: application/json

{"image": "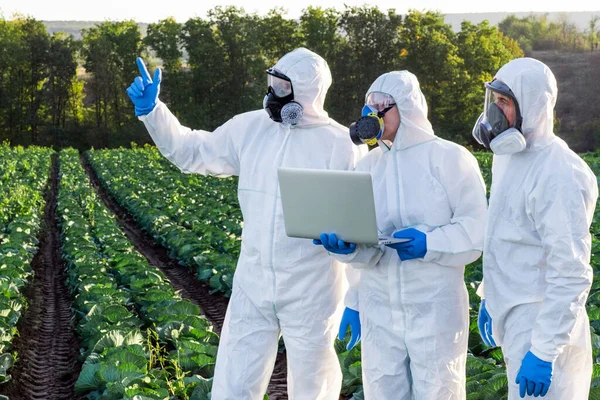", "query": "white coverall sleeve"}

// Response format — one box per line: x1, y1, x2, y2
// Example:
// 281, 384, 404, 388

139, 101, 240, 176
344, 265, 361, 311
330, 245, 385, 269
423, 151, 487, 267
330, 245, 384, 310
529, 171, 597, 363
476, 279, 485, 299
